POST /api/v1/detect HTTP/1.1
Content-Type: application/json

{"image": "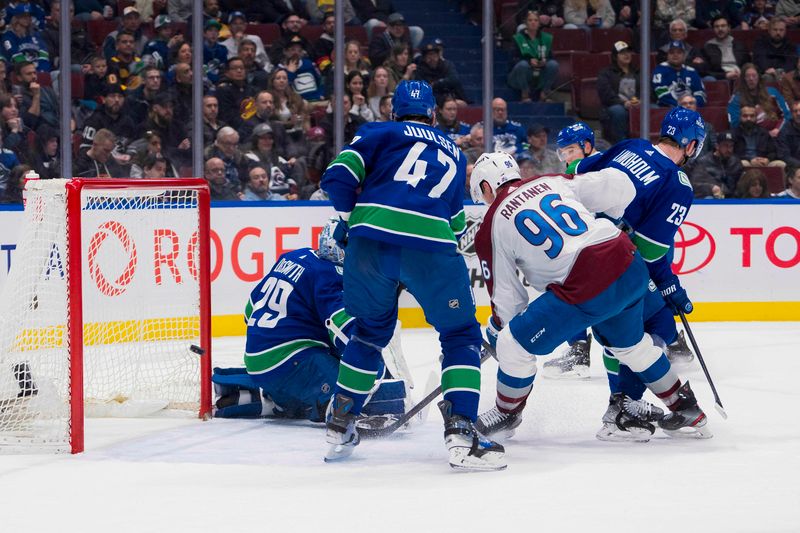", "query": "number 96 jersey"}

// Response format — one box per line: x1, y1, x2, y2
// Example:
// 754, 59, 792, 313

321, 121, 468, 253
475, 176, 637, 326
